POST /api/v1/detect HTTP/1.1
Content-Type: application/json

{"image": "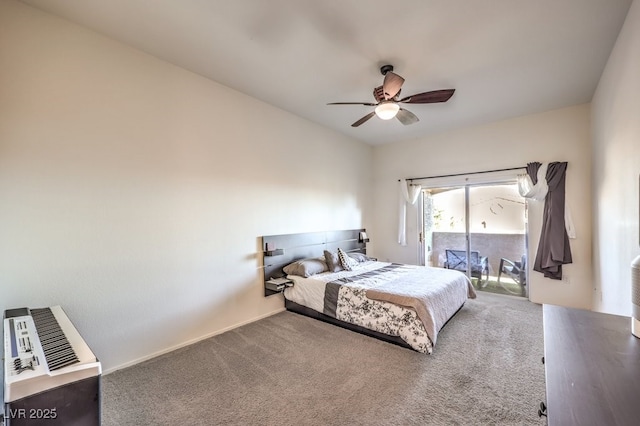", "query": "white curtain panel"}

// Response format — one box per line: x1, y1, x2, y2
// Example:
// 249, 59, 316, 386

517, 162, 548, 200
398, 179, 422, 246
